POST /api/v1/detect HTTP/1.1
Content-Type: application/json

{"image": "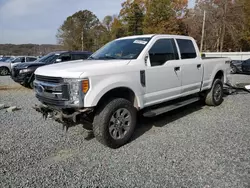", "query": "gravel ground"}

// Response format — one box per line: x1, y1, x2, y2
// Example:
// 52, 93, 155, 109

0, 74, 250, 188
